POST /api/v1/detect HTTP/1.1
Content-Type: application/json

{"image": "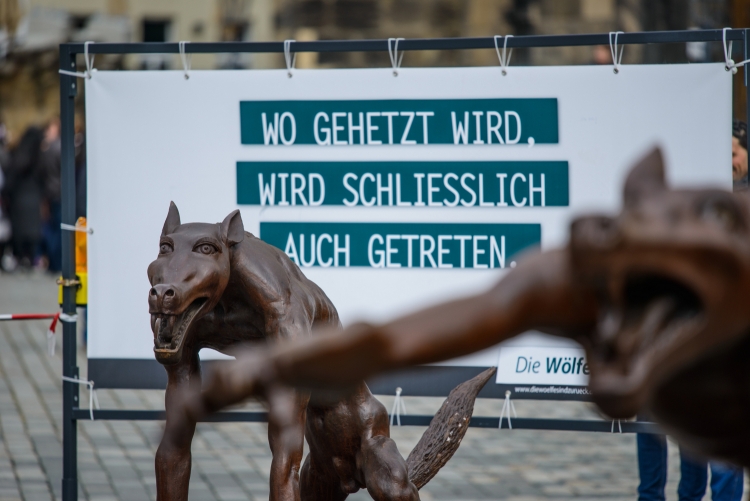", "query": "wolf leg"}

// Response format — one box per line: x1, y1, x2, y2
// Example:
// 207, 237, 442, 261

268, 387, 310, 501
299, 452, 349, 501
361, 435, 419, 501
157, 353, 201, 501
